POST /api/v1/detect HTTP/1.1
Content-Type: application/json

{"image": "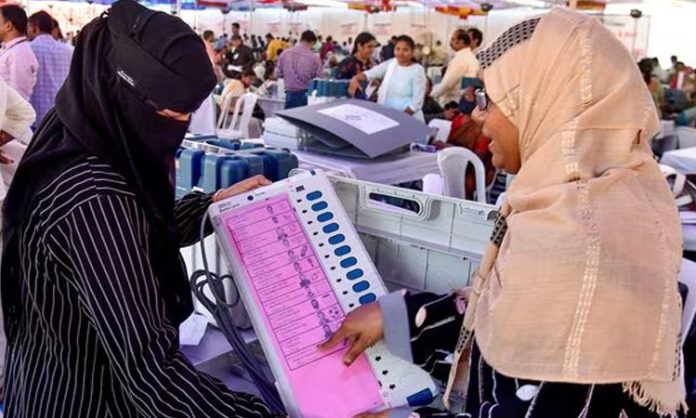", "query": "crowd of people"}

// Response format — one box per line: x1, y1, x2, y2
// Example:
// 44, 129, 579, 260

0, 1, 691, 418
200, 23, 492, 195
638, 55, 696, 122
